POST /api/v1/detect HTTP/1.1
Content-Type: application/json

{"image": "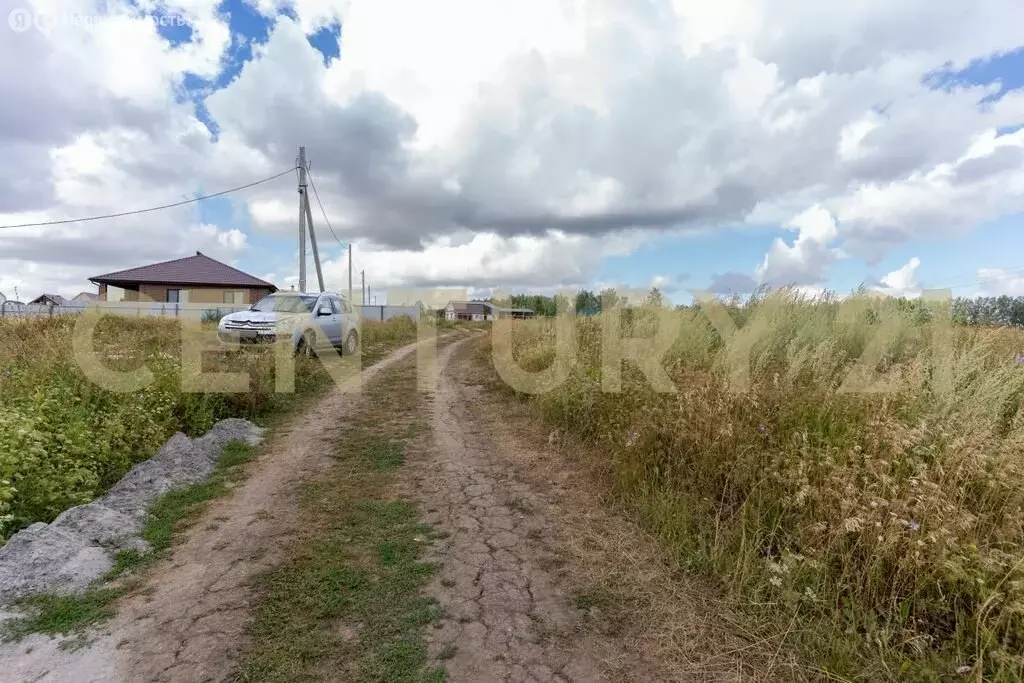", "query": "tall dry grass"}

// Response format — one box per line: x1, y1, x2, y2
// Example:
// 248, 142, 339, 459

494, 291, 1024, 680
